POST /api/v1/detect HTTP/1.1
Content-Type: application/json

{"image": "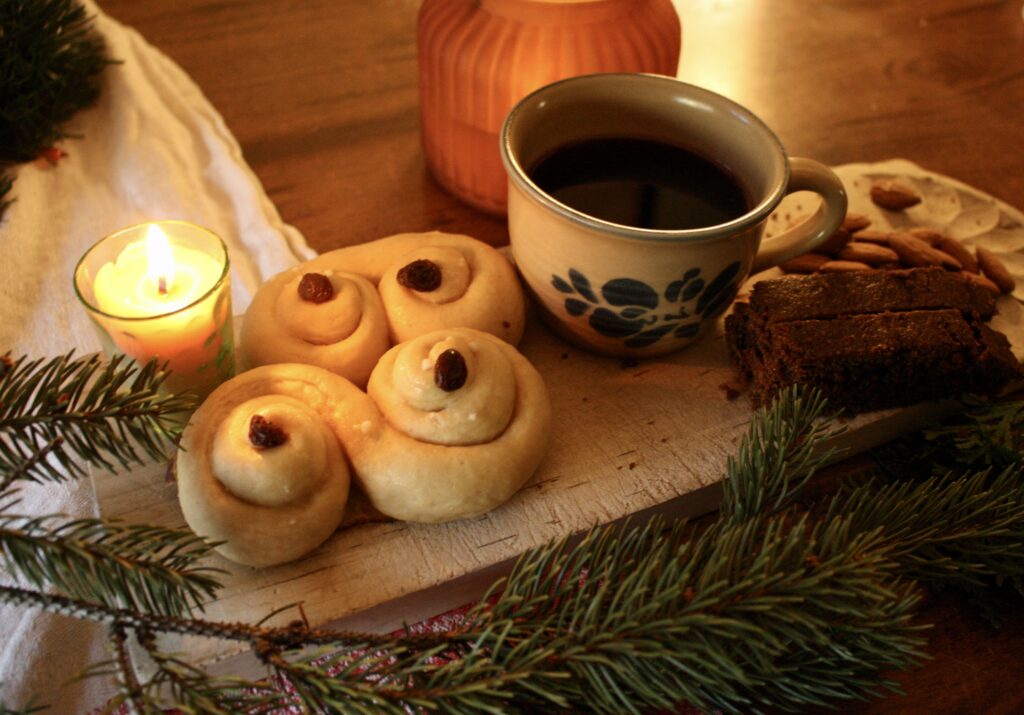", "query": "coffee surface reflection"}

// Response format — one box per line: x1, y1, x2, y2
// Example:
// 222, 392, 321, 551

528, 138, 750, 230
